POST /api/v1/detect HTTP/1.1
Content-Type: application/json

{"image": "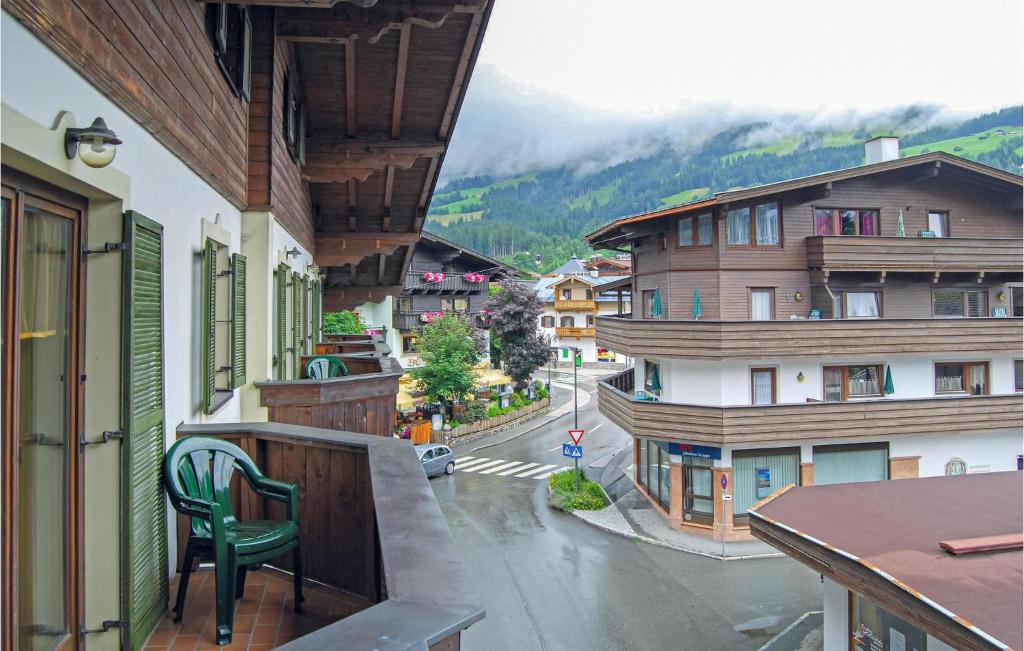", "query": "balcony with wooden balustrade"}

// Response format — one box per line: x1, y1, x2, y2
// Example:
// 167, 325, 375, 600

555, 326, 596, 338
